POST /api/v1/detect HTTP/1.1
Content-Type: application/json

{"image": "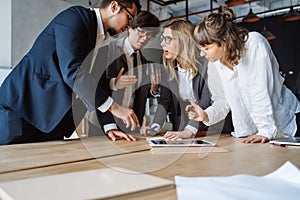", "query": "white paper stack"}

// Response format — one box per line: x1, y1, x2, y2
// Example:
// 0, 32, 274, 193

175, 161, 300, 200
0, 167, 173, 200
